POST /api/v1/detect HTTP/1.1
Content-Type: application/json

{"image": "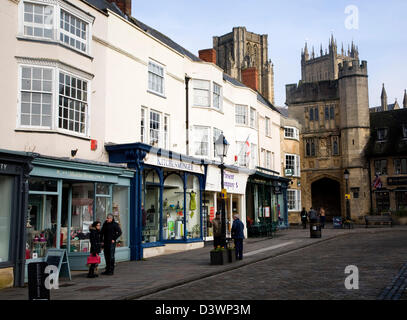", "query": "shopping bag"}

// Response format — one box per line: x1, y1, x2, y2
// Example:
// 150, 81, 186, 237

87, 254, 101, 265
